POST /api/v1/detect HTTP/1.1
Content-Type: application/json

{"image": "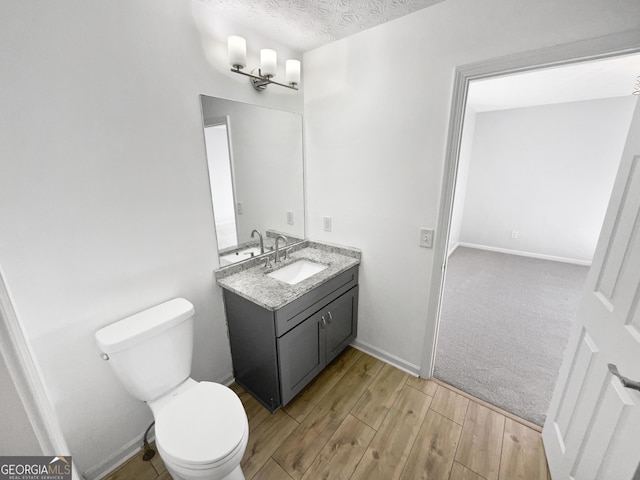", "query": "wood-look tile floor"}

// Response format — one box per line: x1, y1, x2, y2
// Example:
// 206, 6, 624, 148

106, 348, 549, 480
